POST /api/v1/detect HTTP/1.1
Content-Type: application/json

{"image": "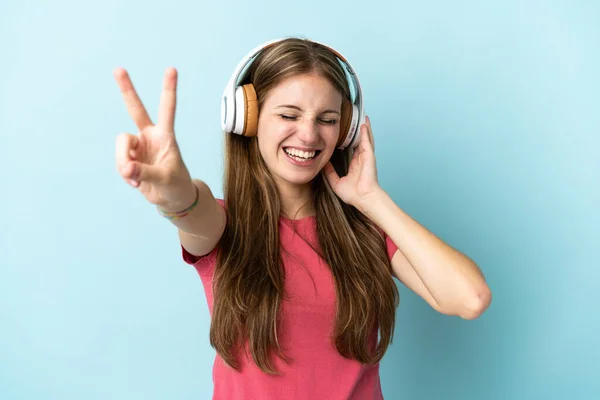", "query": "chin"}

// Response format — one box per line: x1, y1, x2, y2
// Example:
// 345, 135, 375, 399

278, 170, 319, 186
